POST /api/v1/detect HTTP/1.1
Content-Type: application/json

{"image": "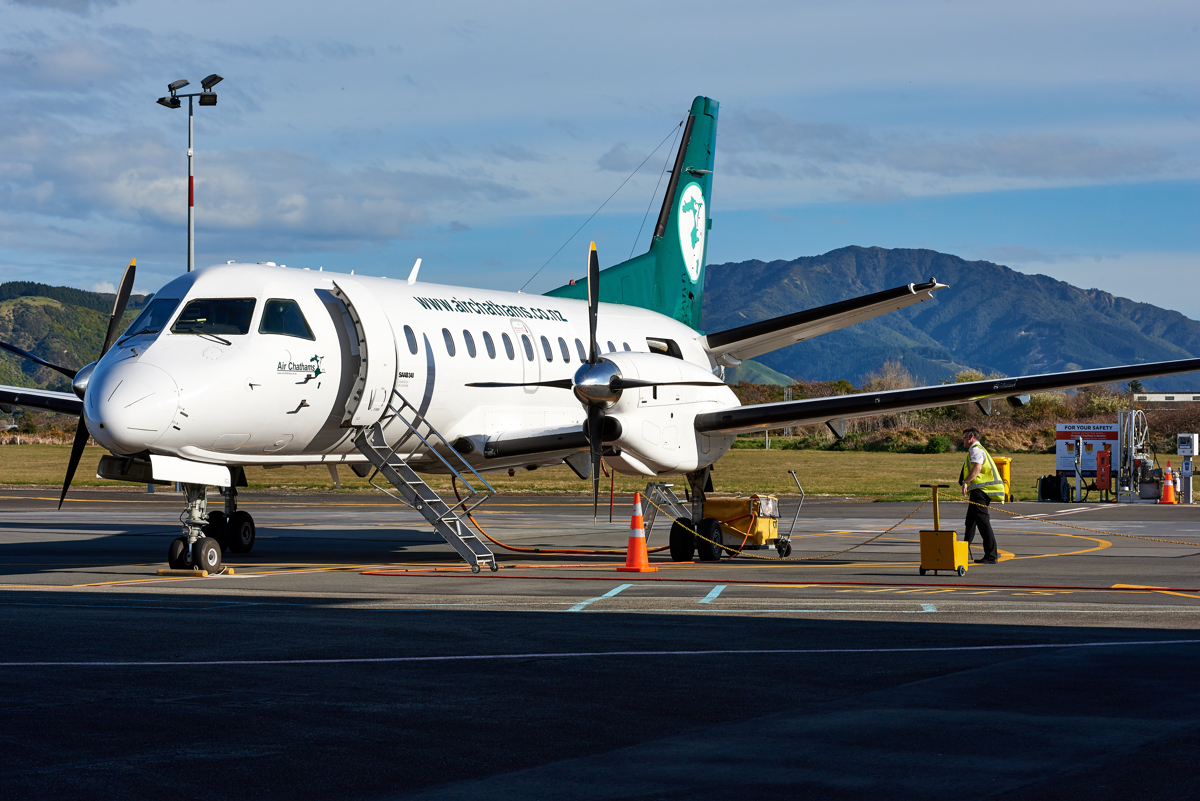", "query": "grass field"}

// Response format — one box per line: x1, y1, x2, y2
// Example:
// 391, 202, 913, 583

0, 445, 1059, 501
